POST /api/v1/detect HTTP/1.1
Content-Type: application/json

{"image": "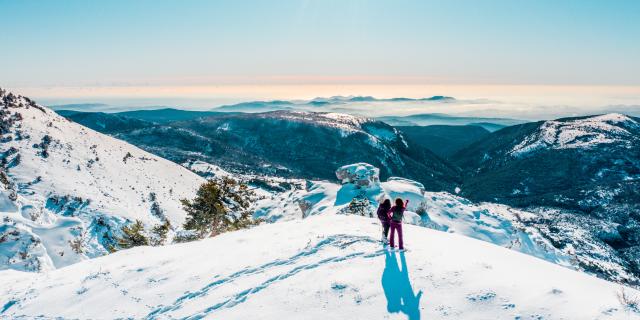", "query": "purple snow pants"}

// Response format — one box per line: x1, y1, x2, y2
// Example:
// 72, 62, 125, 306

389, 221, 403, 249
